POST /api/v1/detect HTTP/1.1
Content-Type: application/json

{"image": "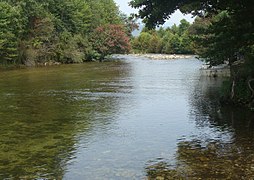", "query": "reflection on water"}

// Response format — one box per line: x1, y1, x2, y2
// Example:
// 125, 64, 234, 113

146, 76, 254, 179
0, 62, 130, 179
1, 56, 254, 179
